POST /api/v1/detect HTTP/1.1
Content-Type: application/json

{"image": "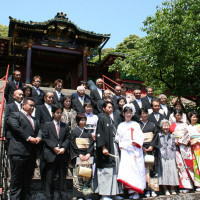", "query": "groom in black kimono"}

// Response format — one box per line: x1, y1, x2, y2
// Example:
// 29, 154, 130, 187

95, 101, 123, 200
